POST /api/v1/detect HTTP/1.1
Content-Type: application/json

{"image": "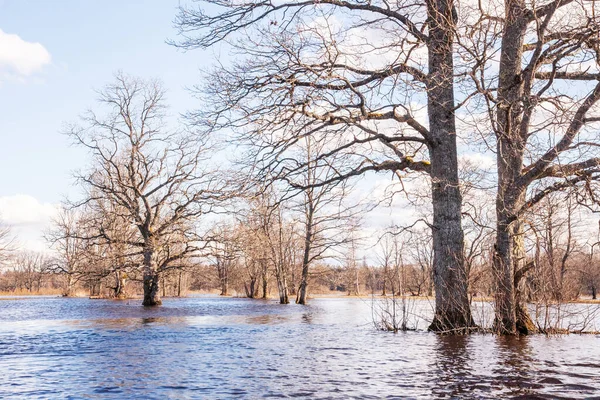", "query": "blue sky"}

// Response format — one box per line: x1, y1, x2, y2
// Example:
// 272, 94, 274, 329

0, 0, 209, 249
